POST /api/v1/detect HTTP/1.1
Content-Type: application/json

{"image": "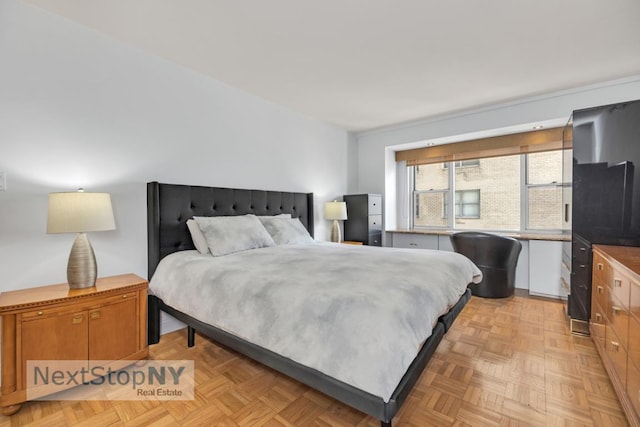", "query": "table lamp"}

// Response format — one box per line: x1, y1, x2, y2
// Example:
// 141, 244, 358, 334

324, 200, 348, 243
47, 190, 116, 289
